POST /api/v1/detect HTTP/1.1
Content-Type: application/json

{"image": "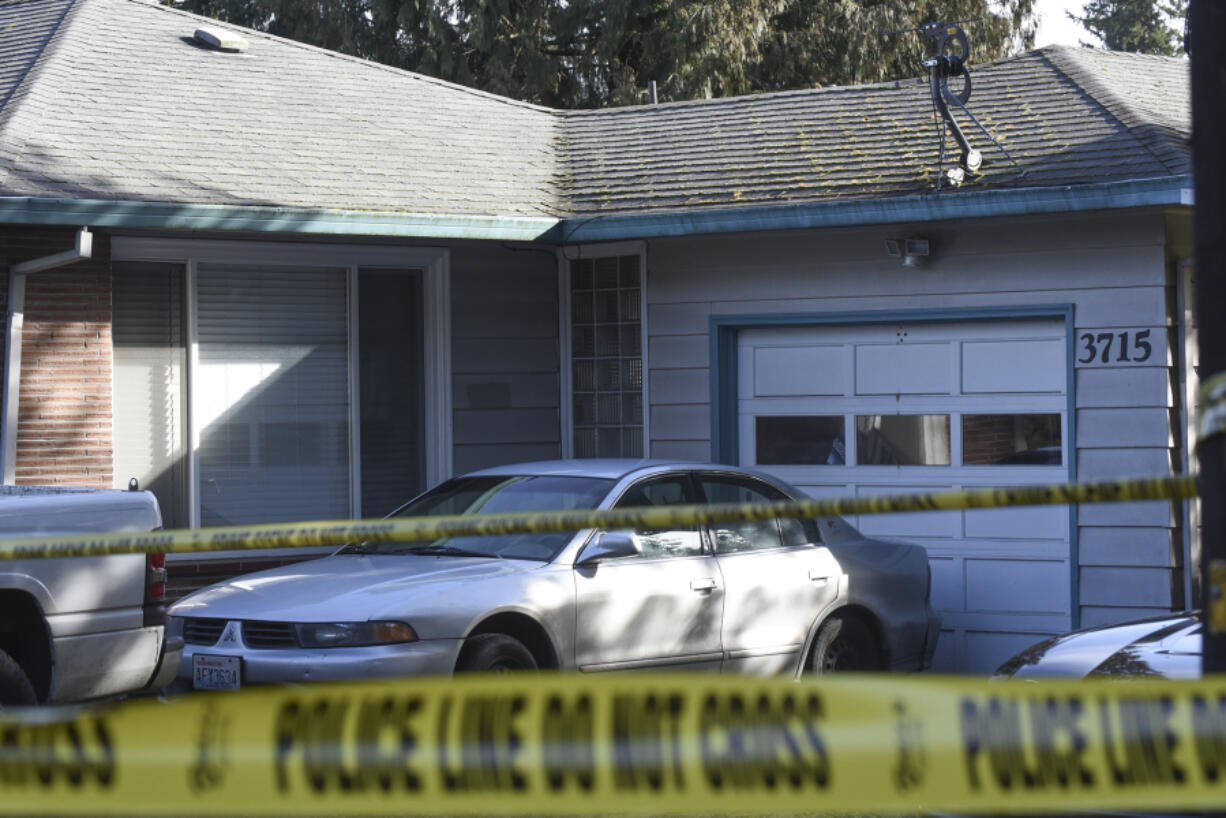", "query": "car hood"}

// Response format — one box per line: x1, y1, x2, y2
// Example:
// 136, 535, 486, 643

995, 613, 1201, 680
169, 554, 542, 623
